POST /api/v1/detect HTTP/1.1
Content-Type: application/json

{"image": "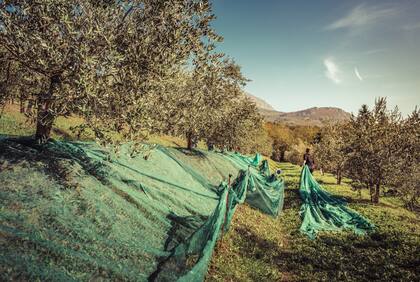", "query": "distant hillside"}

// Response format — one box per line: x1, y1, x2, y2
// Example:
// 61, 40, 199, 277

247, 94, 351, 126
271, 107, 351, 126
247, 93, 277, 112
